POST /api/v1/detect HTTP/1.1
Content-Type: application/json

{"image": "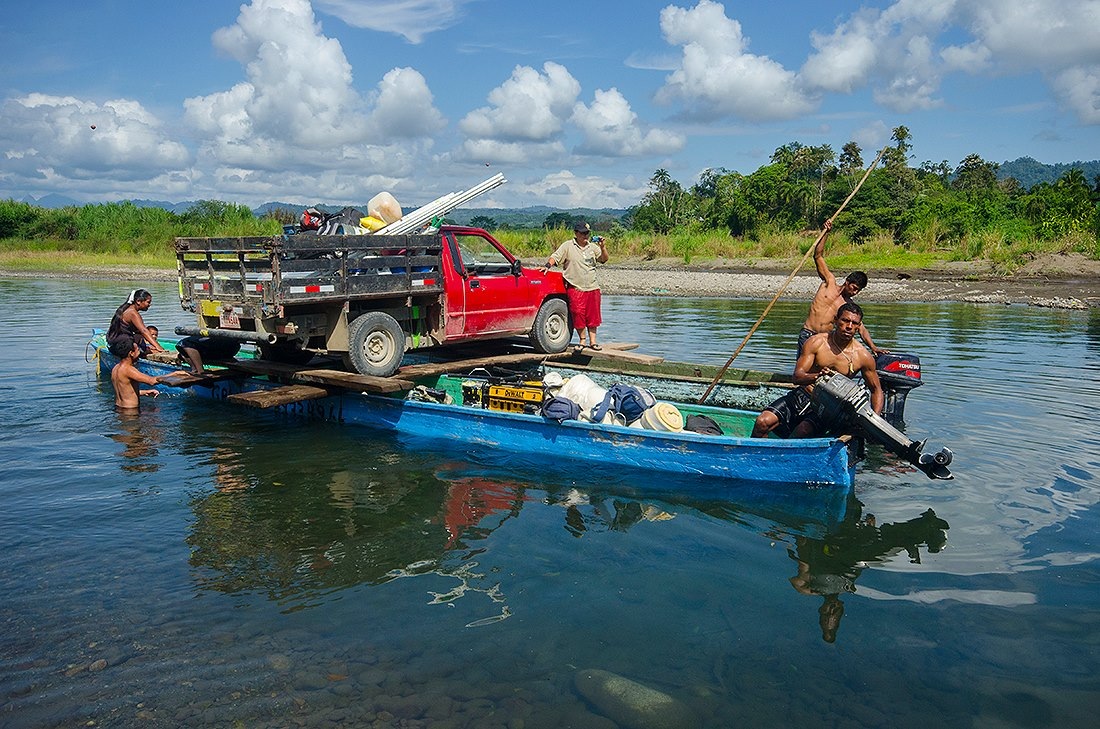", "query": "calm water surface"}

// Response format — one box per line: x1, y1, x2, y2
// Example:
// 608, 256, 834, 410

2, 278, 1099, 728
